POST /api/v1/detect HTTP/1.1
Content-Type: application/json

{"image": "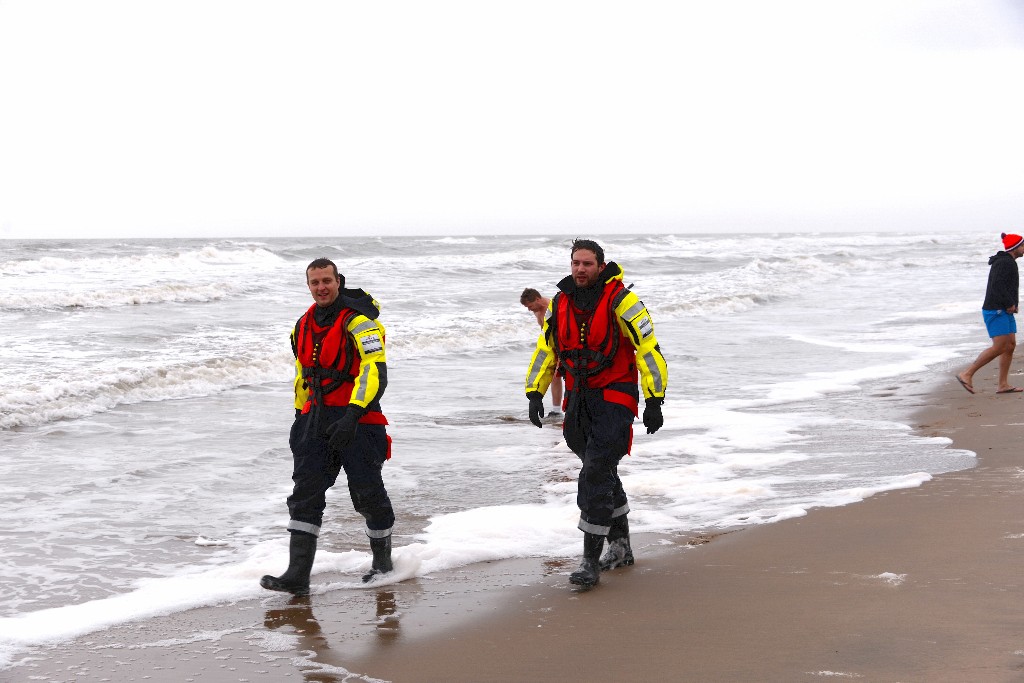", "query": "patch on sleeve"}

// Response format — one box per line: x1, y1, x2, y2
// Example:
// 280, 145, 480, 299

636, 314, 653, 339
360, 333, 383, 355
